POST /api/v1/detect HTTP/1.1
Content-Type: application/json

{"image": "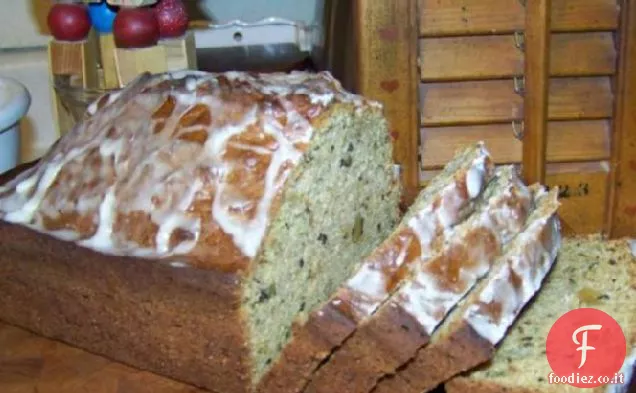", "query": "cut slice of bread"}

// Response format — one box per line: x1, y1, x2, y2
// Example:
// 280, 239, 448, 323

445, 235, 636, 393
302, 166, 537, 393
256, 143, 495, 393
373, 187, 561, 393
